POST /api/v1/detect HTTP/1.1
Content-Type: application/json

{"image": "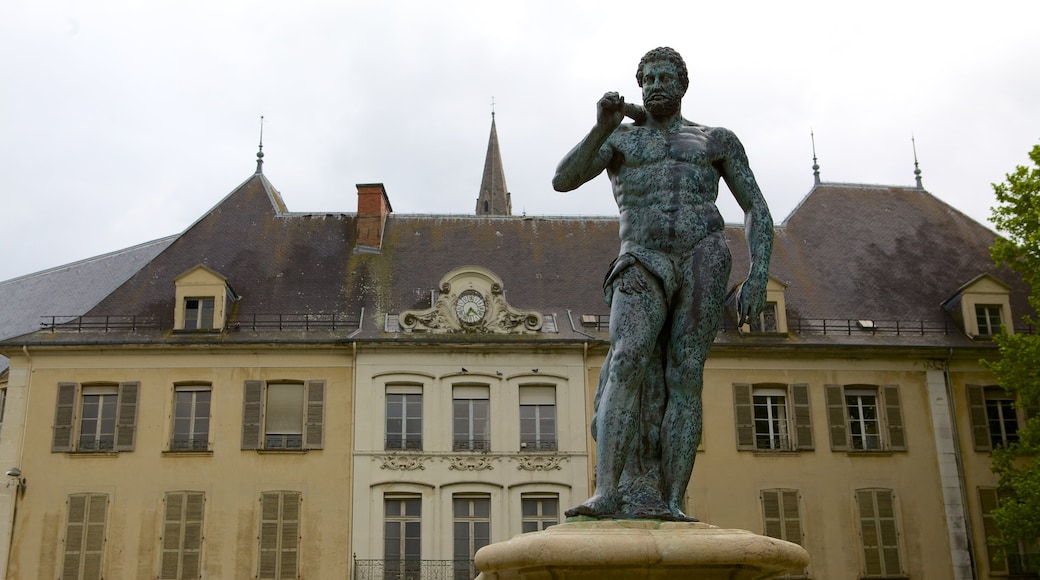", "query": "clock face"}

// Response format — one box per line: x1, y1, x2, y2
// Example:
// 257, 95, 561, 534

455, 290, 487, 325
